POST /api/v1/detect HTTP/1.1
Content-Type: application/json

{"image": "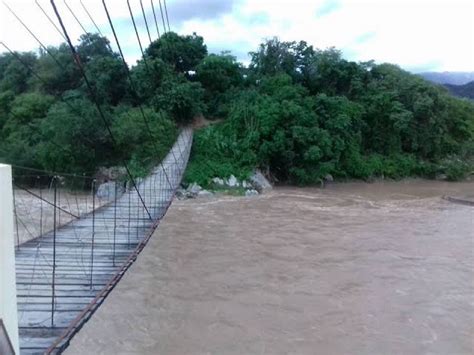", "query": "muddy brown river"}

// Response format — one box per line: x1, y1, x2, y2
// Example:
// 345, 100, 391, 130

67, 180, 473, 355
